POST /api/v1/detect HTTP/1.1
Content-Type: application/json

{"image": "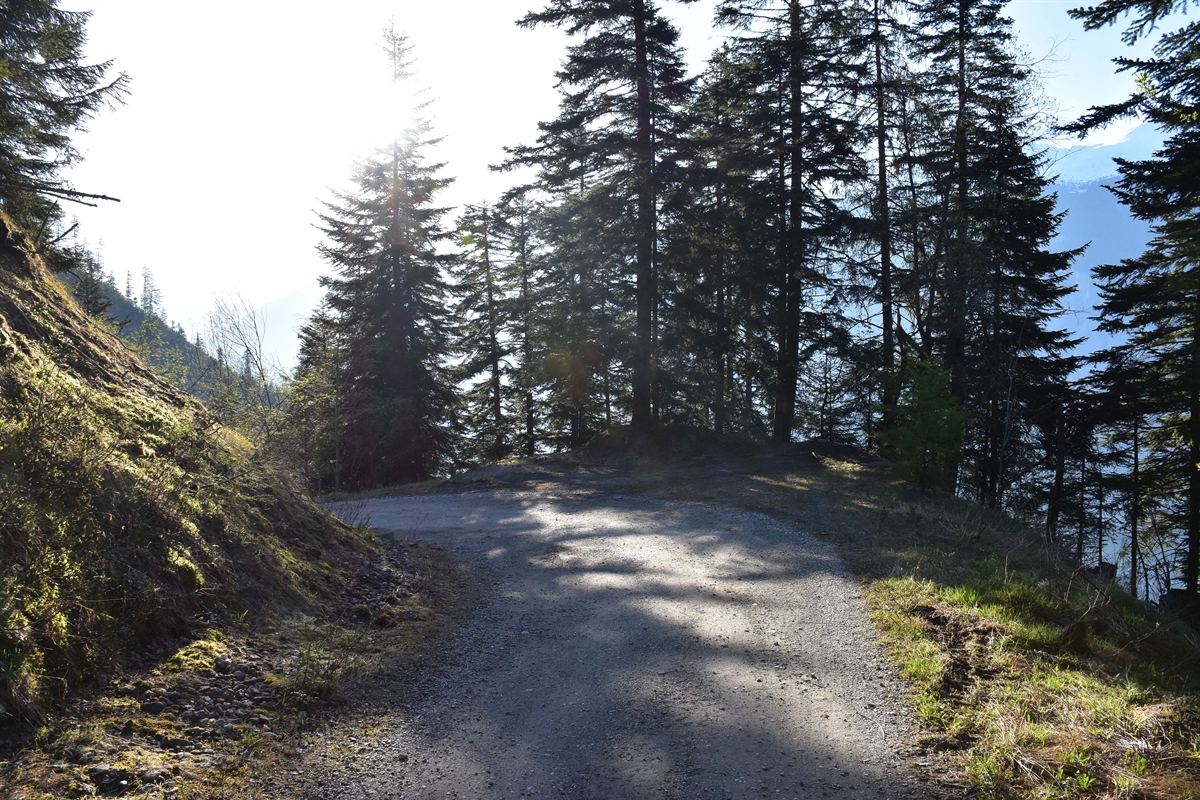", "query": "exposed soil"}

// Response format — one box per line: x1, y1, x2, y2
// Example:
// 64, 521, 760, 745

299, 458, 947, 800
